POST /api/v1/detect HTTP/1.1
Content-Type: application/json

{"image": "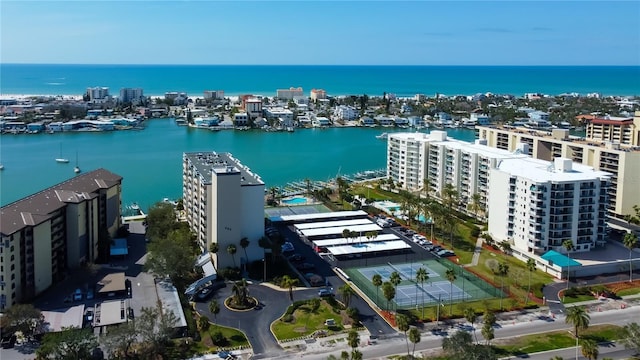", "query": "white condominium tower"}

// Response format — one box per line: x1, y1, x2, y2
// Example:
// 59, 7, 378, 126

183, 152, 265, 270
476, 119, 640, 219
488, 157, 610, 257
